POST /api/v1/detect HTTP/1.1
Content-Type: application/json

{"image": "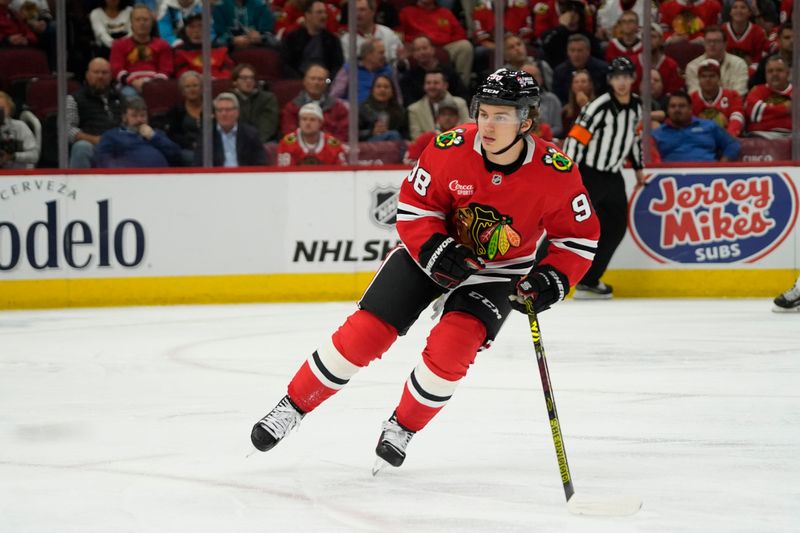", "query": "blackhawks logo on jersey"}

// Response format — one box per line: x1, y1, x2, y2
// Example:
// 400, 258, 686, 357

434, 128, 466, 150
542, 146, 573, 172
454, 203, 521, 260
